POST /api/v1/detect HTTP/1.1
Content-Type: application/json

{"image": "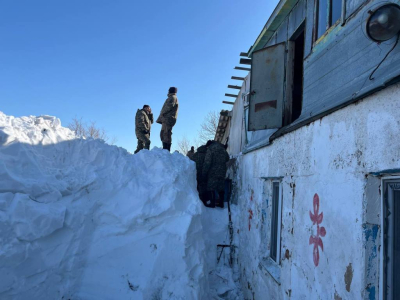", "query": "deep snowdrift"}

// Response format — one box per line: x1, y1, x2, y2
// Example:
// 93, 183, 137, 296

0, 112, 209, 299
